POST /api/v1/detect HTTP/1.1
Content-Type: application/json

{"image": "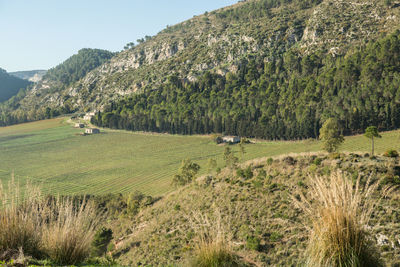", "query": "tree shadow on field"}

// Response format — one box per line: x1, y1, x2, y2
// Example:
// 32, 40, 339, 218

0, 134, 36, 143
